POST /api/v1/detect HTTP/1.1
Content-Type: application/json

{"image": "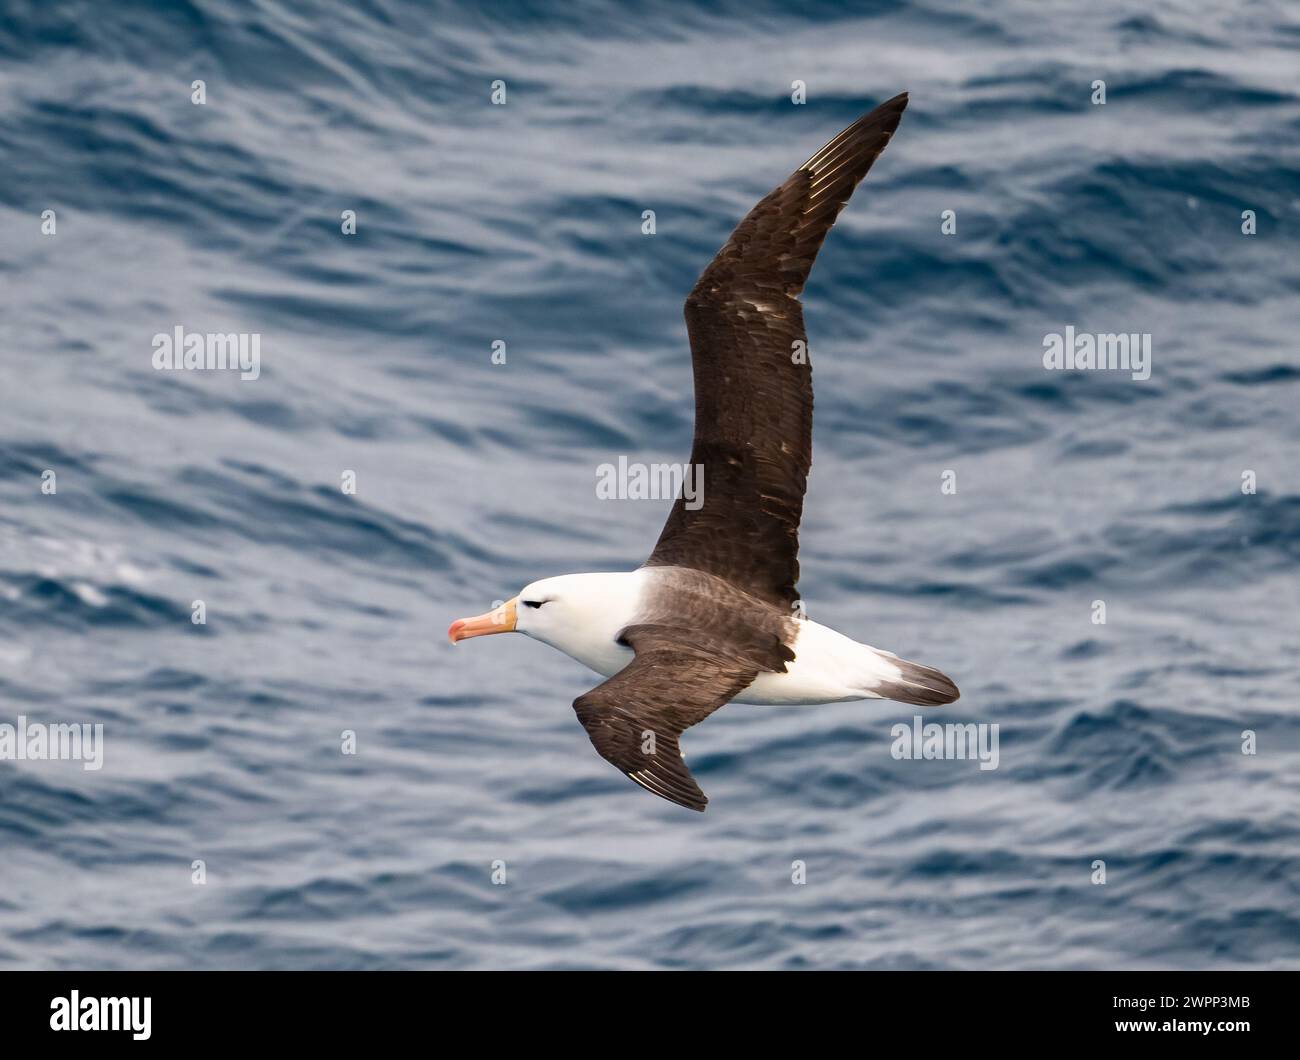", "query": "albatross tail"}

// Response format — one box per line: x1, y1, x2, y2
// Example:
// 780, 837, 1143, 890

872, 653, 961, 706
